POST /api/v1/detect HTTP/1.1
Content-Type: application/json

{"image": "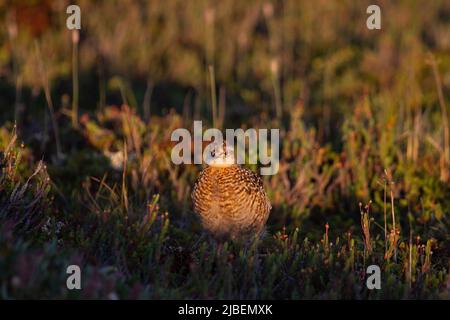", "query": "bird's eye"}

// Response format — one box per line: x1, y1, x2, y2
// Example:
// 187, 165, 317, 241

211, 150, 215, 157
